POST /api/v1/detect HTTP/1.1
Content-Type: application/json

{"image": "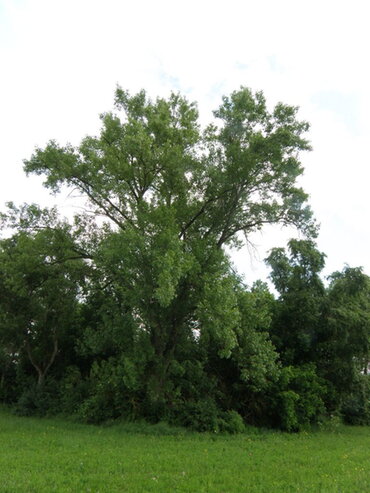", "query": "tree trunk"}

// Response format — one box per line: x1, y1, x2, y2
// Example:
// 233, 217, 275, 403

25, 337, 58, 387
